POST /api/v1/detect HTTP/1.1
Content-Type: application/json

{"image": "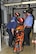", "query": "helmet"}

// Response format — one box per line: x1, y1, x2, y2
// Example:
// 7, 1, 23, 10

15, 12, 20, 16
18, 18, 24, 23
